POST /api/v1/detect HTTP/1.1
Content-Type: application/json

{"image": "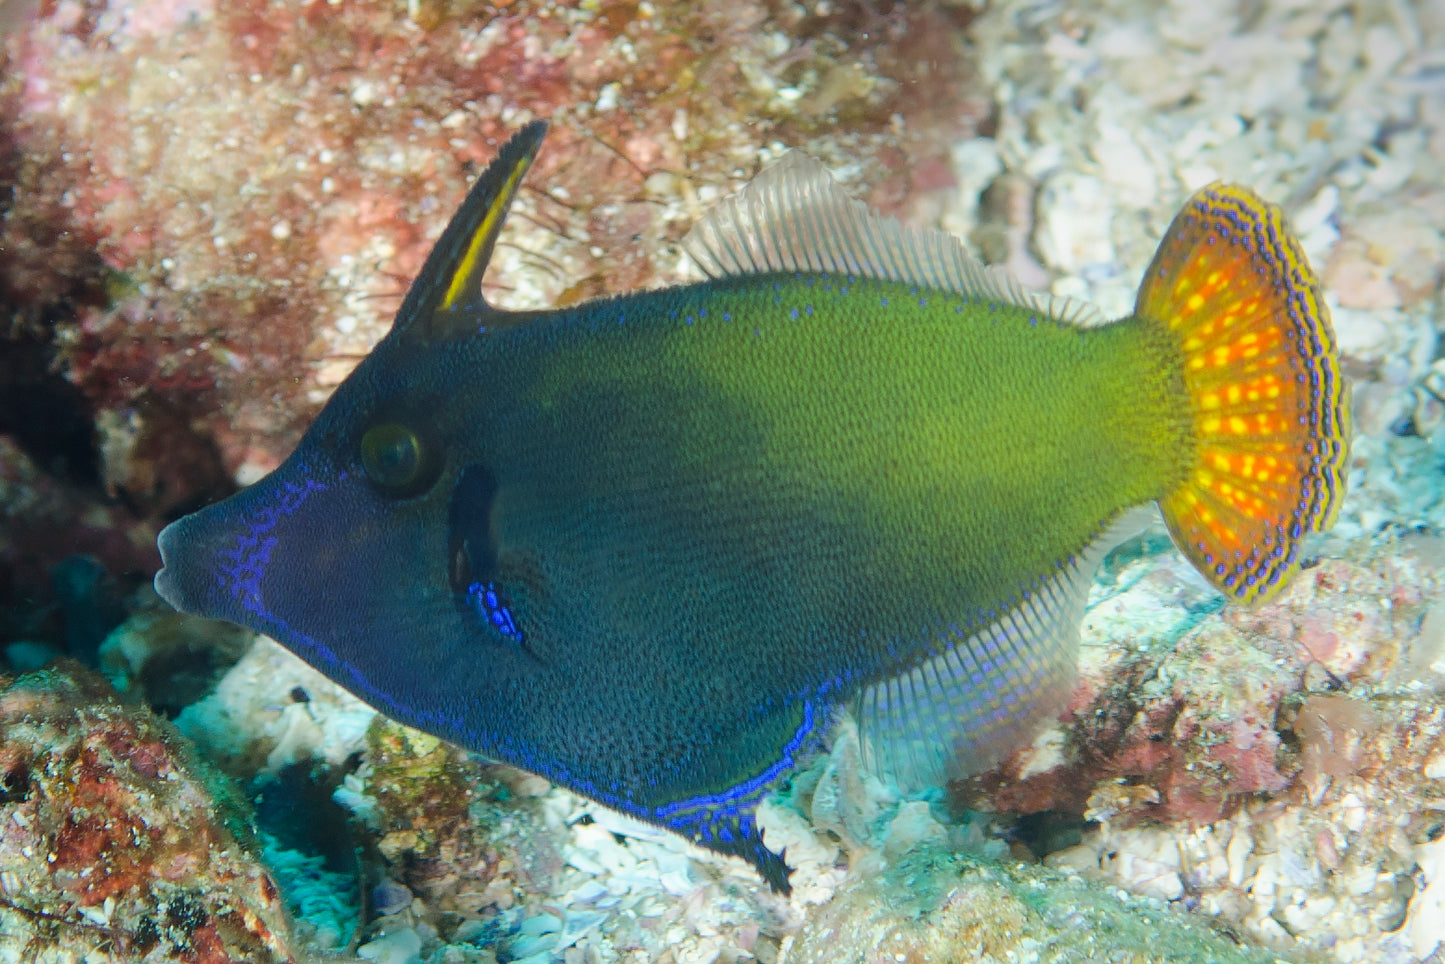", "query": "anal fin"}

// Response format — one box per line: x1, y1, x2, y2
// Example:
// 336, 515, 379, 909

856, 512, 1149, 793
